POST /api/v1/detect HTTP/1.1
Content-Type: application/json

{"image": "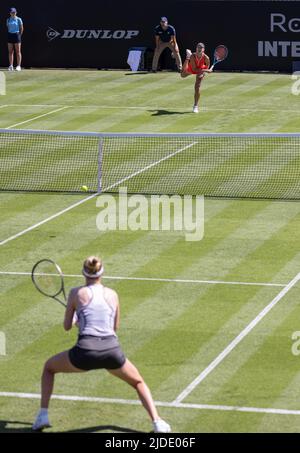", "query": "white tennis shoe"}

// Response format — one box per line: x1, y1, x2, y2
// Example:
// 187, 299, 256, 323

186, 49, 192, 59
193, 105, 199, 113
8, 65, 14, 71
32, 411, 51, 431
15, 66, 21, 71
153, 419, 171, 433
